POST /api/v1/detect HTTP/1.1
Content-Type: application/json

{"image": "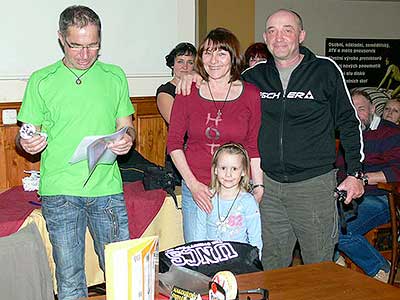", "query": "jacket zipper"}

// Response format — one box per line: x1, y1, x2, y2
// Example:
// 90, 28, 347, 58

280, 90, 286, 180
278, 65, 301, 182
